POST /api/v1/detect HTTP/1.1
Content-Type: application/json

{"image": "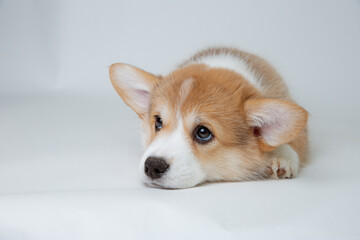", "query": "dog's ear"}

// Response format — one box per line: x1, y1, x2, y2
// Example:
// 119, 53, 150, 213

244, 98, 308, 152
109, 63, 160, 118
